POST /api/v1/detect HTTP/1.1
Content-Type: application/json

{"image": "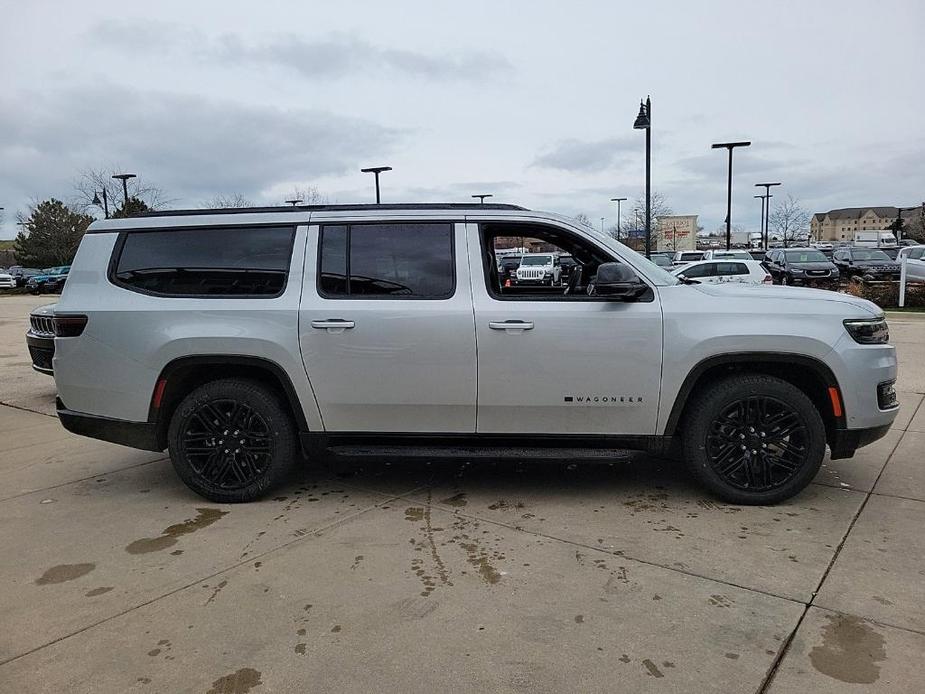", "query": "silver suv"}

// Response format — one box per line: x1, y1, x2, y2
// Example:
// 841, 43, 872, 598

53, 203, 898, 504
